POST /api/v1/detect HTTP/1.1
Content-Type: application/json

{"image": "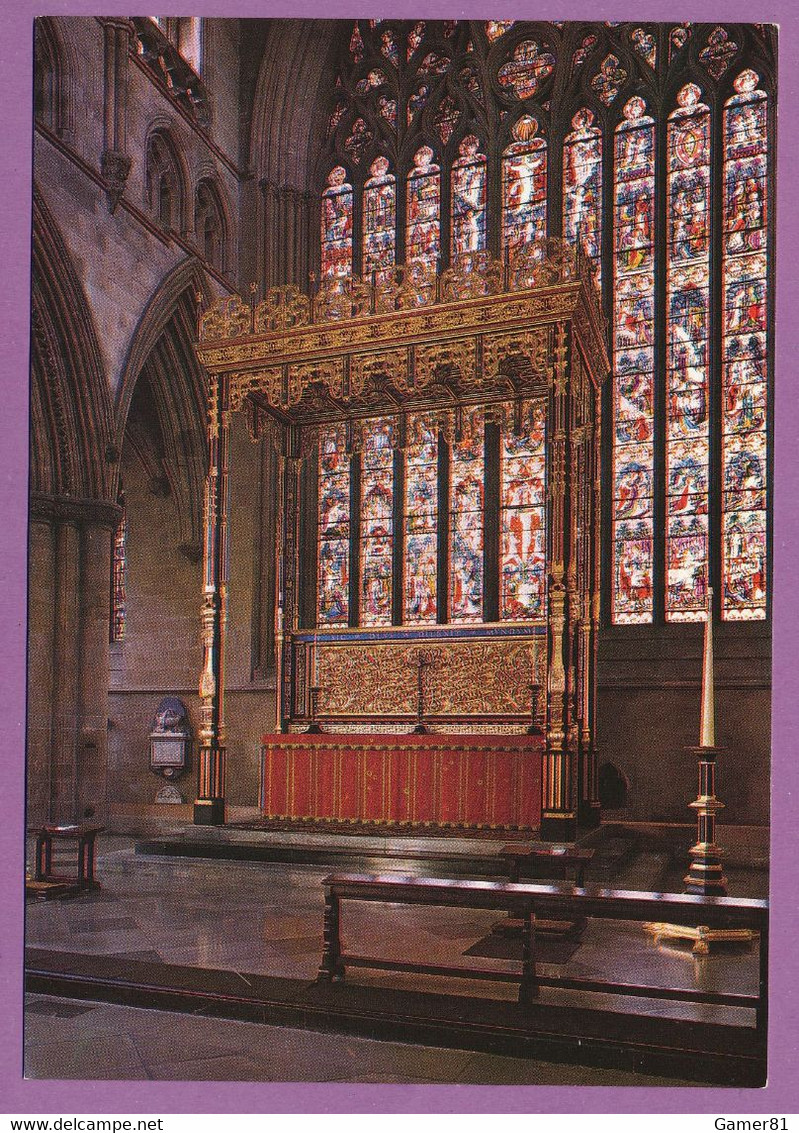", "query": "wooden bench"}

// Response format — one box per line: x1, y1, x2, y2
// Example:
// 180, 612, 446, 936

317, 872, 769, 1031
